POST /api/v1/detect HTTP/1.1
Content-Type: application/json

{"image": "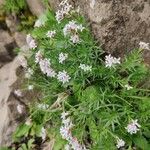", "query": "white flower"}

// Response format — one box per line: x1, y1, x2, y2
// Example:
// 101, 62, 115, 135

63, 21, 84, 36
17, 104, 24, 114
61, 112, 69, 119
28, 85, 34, 90
105, 54, 120, 68
139, 41, 150, 50
25, 68, 33, 79
35, 51, 43, 64
39, 58, 56, 77
18, 55, 27, 68
46, 30, 56, 38
70, 35, 80, 43
39, 58, 51, 74
26, 34, 37, 49
60, 125, 71, 140
59, 53, 68, 64
125, 119, 141, 134
56, 10, 64, 23
77, 24, 85, 32
46, 68, 57, 77
57, 70, 71, 84
79, 64, 92, 72
37, 104, 49, 110
14, 89, 22, 97
56, 0, 72, 23
41, 127, 46, 141
116, 138, 125, 149
60, 112, 86, 150
34, 19, 45, 27
124, 84, 133, 90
